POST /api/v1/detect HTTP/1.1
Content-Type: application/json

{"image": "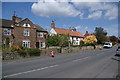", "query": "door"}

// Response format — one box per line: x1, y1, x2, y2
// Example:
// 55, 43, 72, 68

36, 42, 39, 48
